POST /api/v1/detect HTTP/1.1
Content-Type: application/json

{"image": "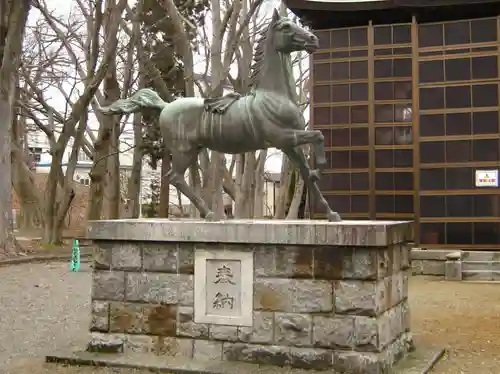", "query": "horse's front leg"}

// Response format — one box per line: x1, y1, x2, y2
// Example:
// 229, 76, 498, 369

281, 146, 341, 222
288, 129, 327, 168
272, 129, 327, 182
